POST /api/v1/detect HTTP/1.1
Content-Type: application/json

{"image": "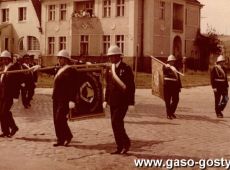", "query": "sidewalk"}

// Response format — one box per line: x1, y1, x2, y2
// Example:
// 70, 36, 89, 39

0, 86, 229, 170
